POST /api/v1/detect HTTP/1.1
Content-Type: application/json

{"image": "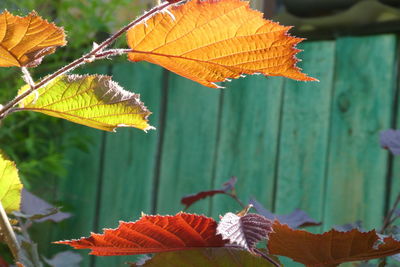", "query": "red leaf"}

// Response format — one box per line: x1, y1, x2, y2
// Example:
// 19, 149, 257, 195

268, 221, 400, 266
181, 190, 226, 209
55, 213, 226, 256
181, 177, 237, 209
